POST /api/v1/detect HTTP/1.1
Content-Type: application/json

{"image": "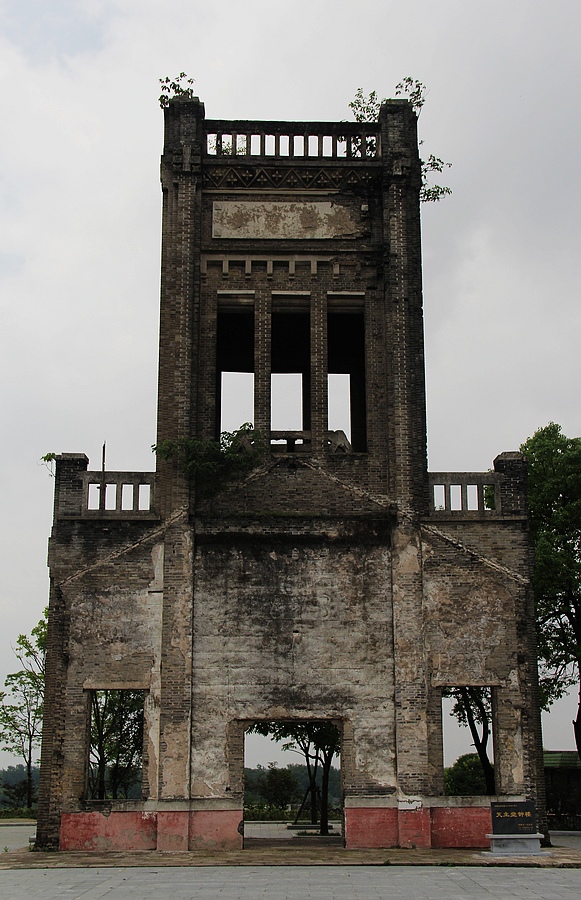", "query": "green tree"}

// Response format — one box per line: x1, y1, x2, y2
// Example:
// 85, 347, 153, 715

88, 690, 144, 800
444, 753, 490, 796
349, 78, 452, 203
153, 423, 266, 499
520, 423, 581, 756
257, 763, 299, 809
249, 722, 340, 835
0, 611, 47, 809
